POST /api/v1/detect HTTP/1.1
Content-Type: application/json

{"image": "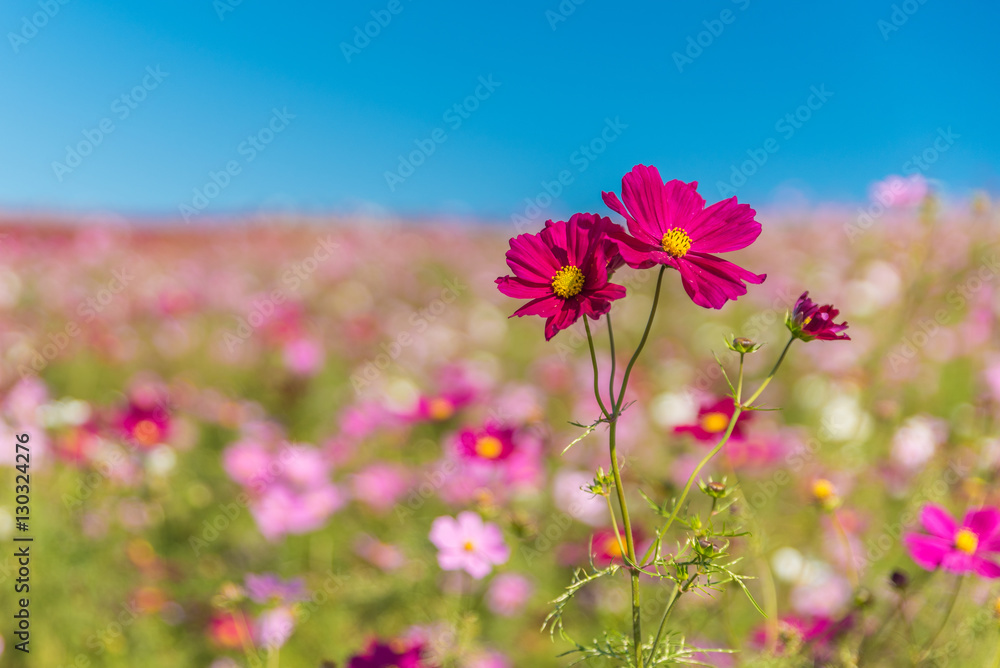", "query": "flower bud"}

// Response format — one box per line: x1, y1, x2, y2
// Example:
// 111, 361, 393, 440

726, 335, 762, 354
